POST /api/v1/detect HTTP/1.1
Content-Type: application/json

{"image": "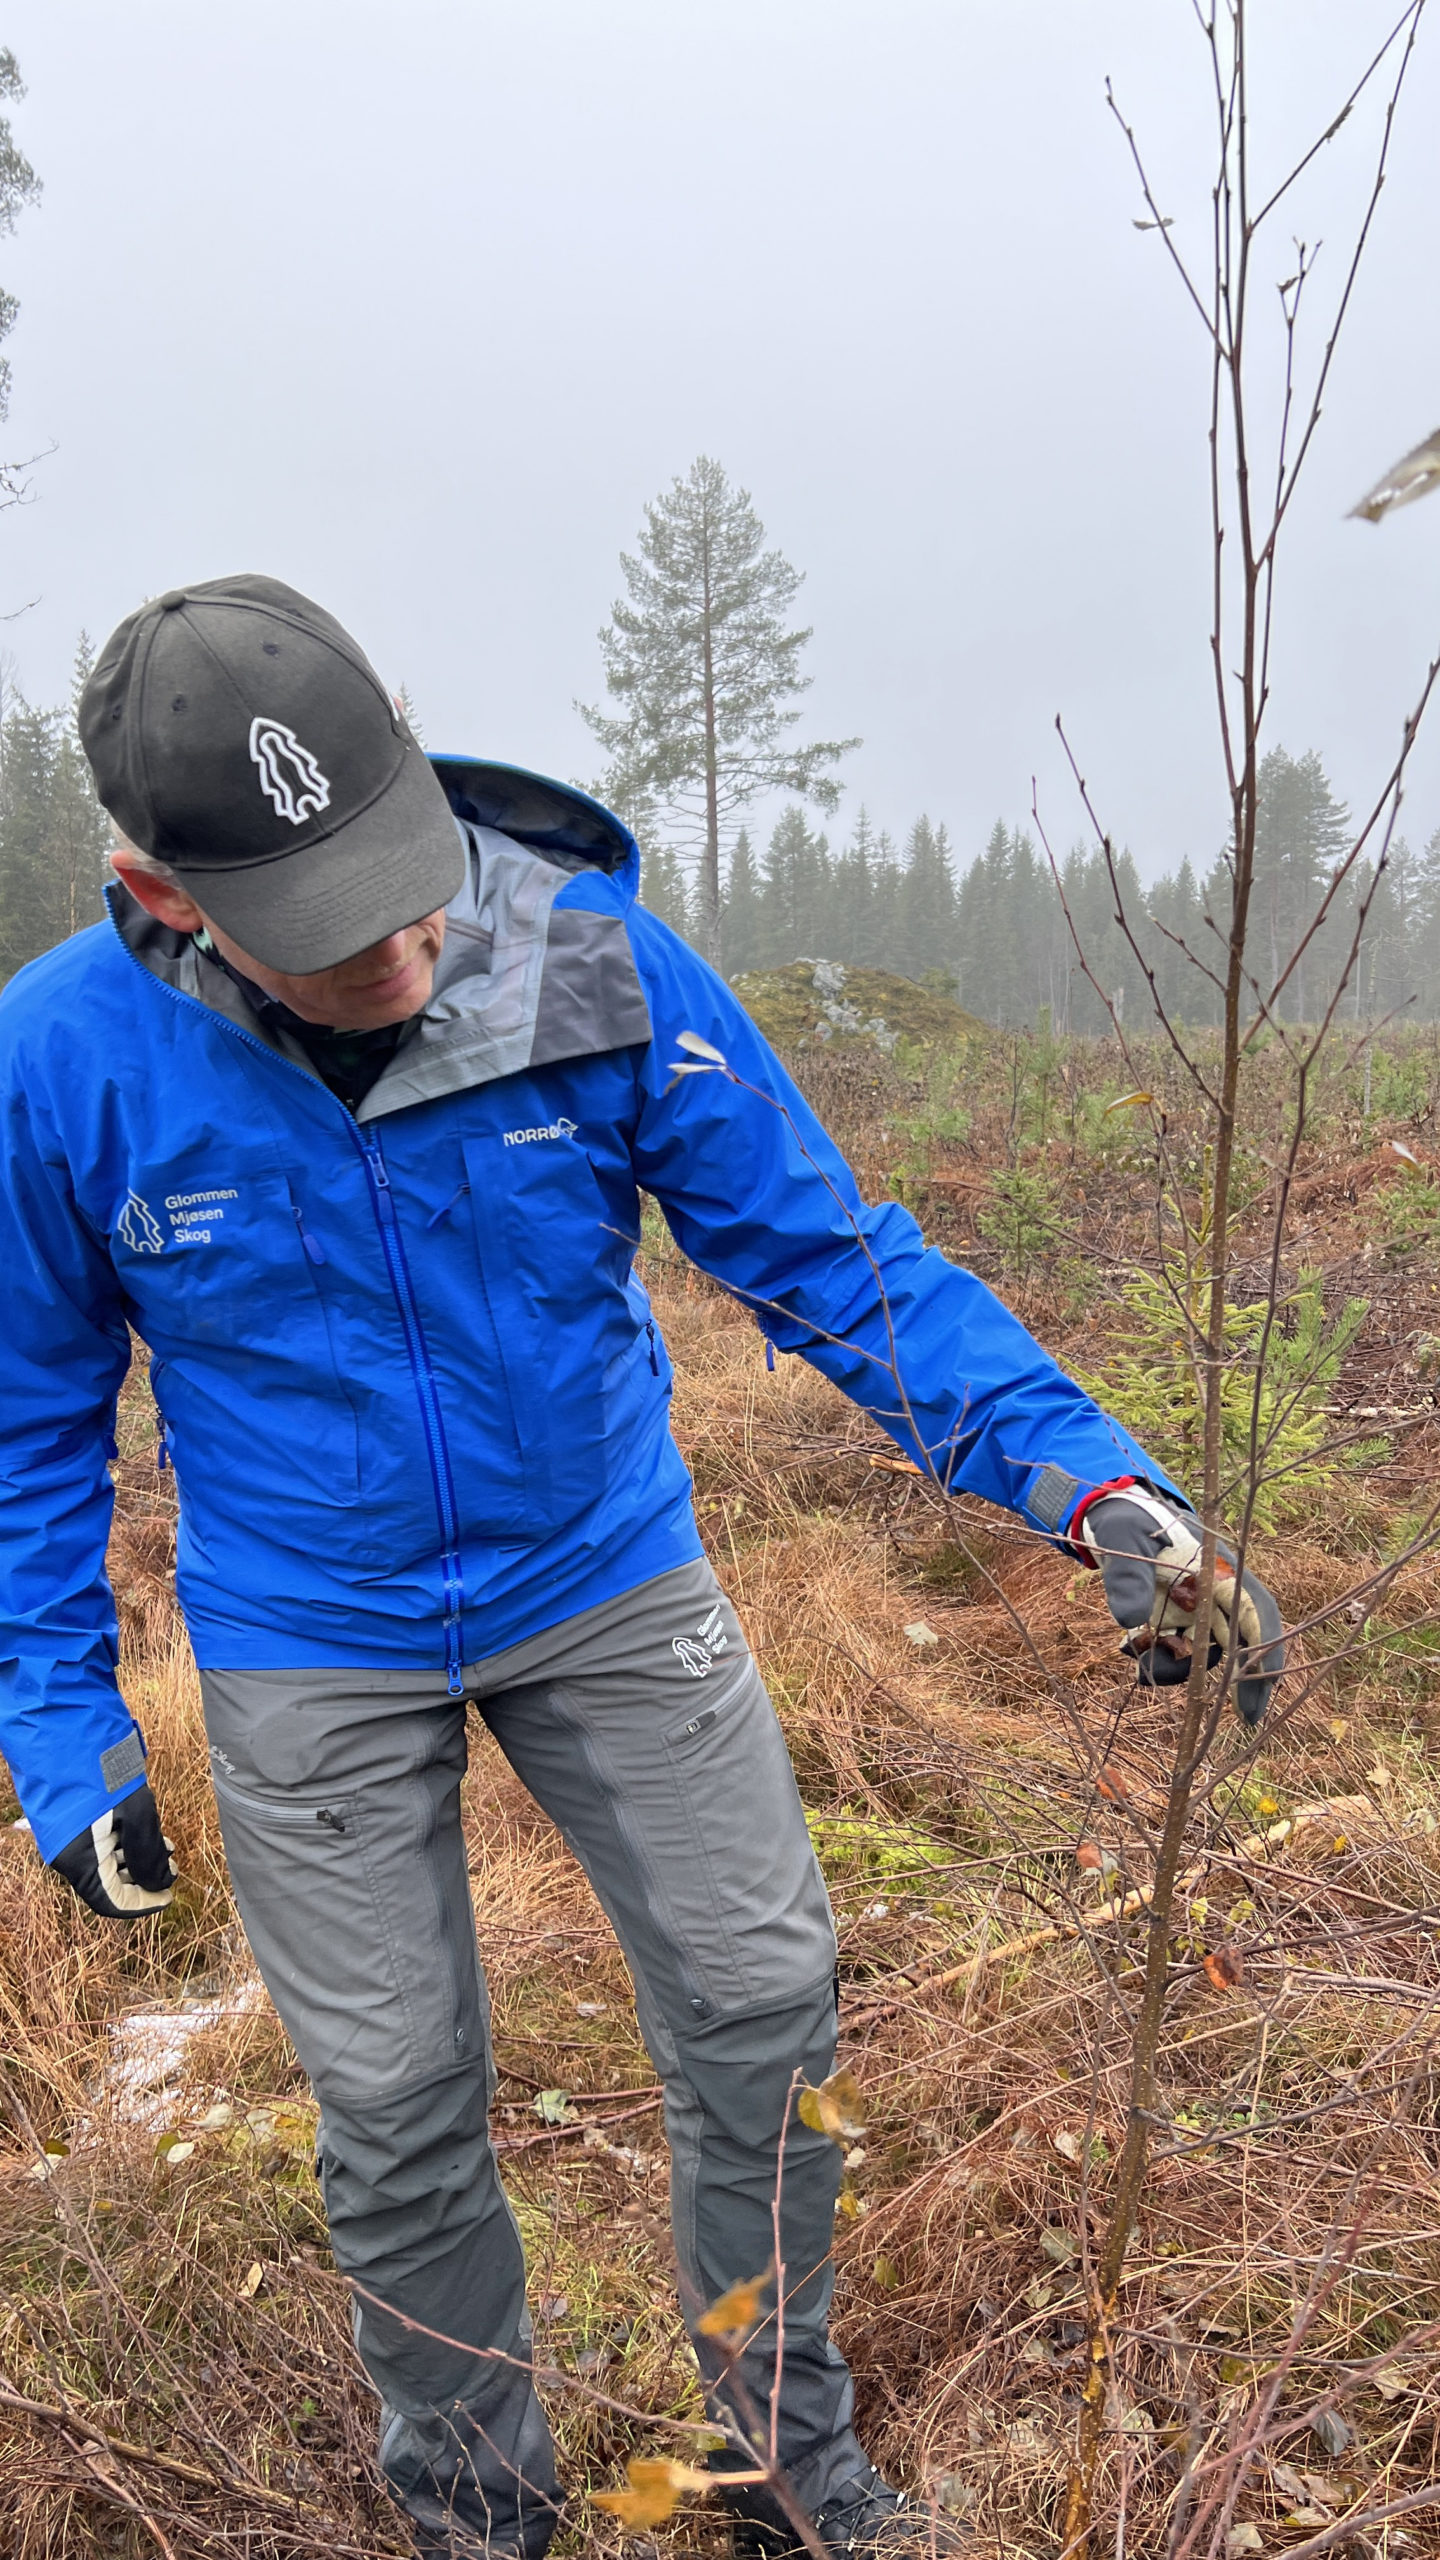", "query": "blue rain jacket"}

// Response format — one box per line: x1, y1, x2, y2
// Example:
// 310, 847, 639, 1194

0, 760, 1180, 1859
